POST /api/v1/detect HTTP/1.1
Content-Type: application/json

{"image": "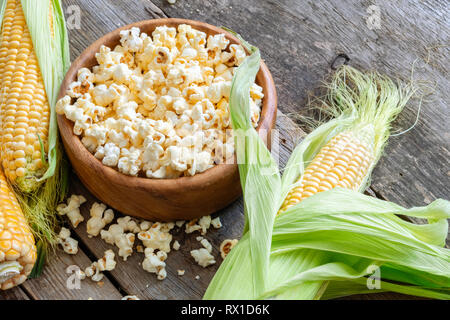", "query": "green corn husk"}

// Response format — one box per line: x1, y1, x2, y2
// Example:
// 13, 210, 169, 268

225, 31, 281, 296
0, 0, 70, 275
204, 35, 450, 300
